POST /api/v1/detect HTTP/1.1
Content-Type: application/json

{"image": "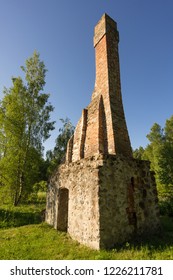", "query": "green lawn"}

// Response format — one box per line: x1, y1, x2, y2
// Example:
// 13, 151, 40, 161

0, 203, 173, 260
